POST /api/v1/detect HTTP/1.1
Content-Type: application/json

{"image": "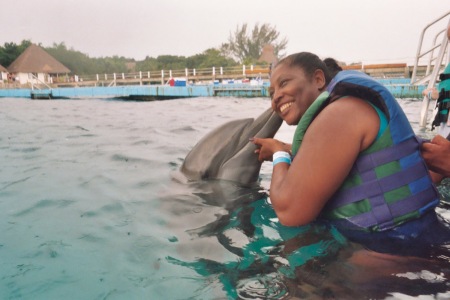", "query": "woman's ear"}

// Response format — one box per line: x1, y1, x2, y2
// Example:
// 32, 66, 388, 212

313, 69, 326, 91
